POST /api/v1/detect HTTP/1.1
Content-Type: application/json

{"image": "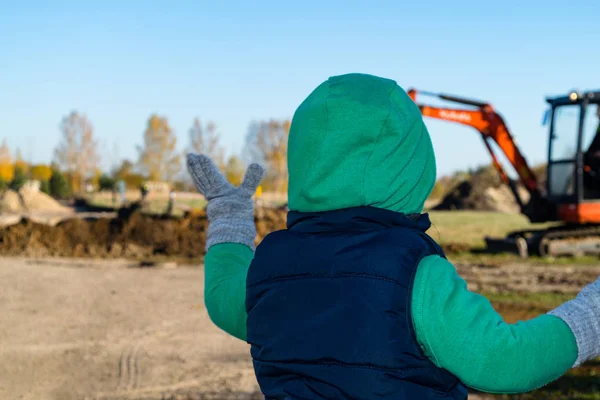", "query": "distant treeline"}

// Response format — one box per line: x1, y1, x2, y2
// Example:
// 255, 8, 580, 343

0, 111, 291, 197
